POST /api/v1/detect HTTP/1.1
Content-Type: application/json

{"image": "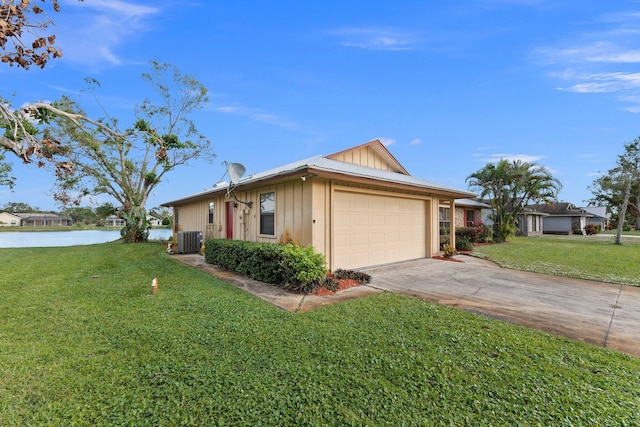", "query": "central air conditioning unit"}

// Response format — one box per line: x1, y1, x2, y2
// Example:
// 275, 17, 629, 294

176, 231, 202, 254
